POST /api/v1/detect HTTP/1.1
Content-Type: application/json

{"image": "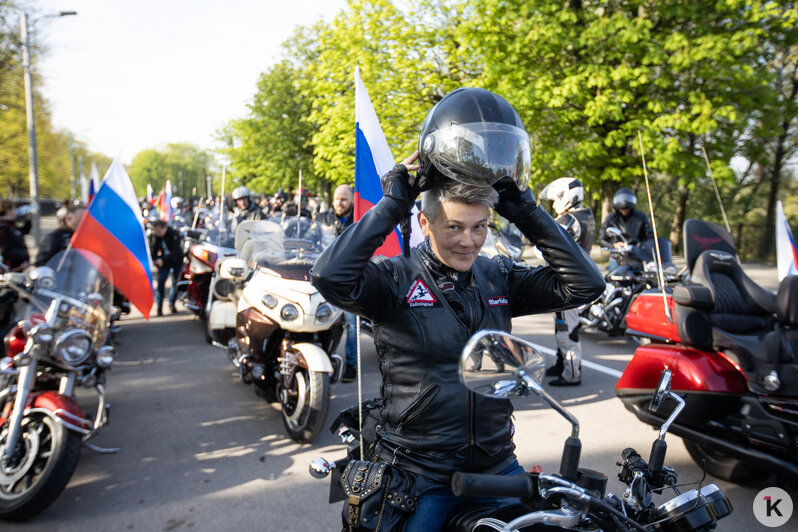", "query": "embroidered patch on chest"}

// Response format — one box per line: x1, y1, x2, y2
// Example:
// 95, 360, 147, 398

405, 279, 437, 307
486, 296, 509, 307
